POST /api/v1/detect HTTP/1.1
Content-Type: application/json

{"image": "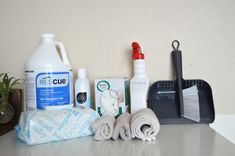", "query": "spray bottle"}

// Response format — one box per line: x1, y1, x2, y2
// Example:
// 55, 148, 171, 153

130, 42, 150, 114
